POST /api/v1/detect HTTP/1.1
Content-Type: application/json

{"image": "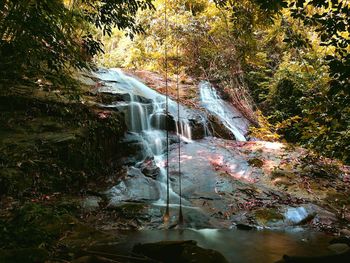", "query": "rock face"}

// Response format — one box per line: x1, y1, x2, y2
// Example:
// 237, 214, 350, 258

133, 240, 229, 263
105, 136, 349, 232
107, 167, 160, 203
206, 114, 236, 140
85, 68, 350, 233
136, 156, 160, 179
